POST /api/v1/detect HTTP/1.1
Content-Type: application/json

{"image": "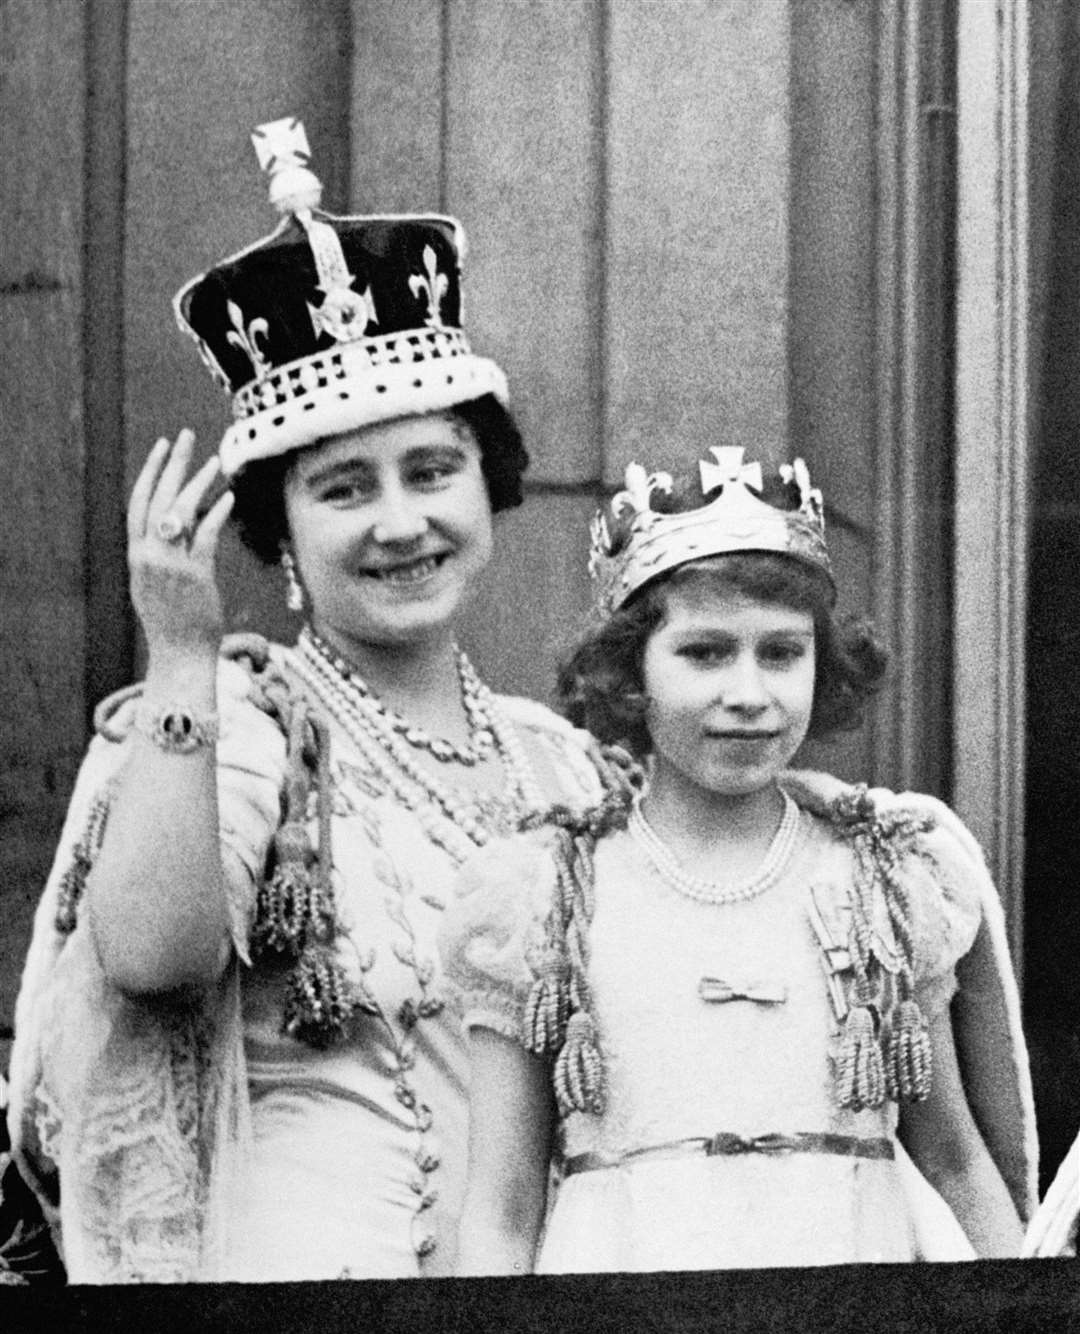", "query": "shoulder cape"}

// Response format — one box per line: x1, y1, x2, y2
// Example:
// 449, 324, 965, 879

6, 638, 295, 1282
782, 768, 1039, 1224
